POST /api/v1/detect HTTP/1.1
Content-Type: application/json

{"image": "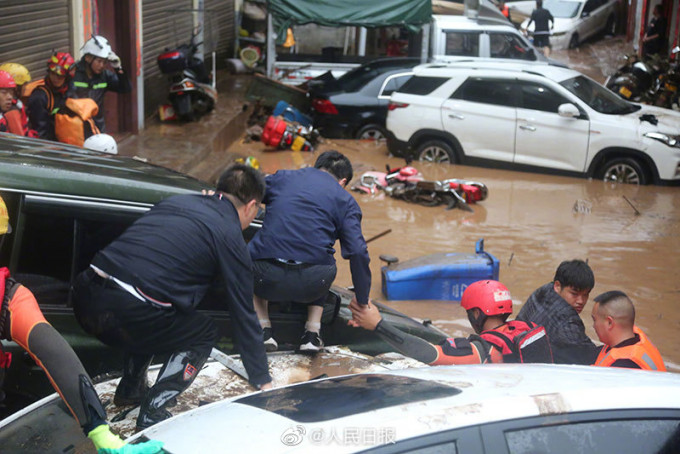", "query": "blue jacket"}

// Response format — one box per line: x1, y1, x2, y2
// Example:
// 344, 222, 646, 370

249, 168, 372, 303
